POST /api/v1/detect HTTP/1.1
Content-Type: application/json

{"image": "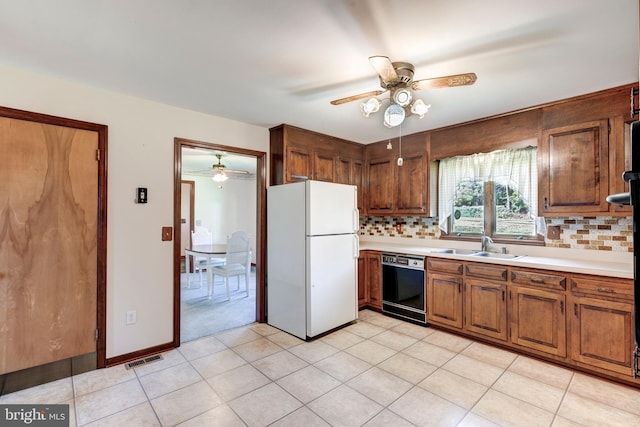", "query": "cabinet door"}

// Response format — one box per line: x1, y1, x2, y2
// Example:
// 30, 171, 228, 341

314, 152, 335, 182
286, 146, 312, 182
465, 279, 508, 341
609, 116, 632, 214
569, 296, 634, 375
427, 273, 463, 328
510, 286, 566, 357
357, 255, 367, 308
539, 120, 609, 215
395, 152, 427, 214
366, 252, 382, 310
367, 156, 394, 214
336, 157, 351, 185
